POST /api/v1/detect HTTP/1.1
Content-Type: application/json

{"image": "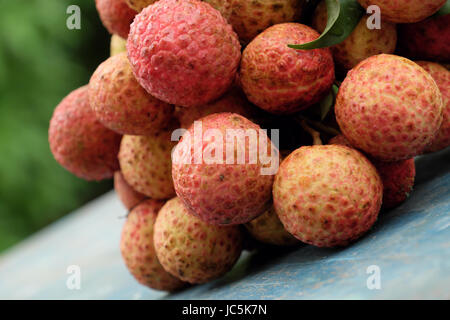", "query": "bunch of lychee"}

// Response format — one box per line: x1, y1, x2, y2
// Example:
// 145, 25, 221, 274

48, 0, 449, 291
